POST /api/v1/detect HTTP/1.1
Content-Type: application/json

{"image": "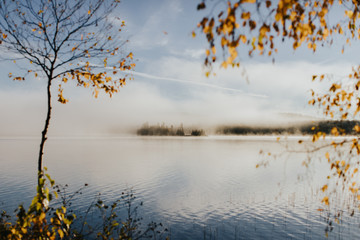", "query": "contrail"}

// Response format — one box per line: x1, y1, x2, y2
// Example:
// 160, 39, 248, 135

120, 70, 268, 98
